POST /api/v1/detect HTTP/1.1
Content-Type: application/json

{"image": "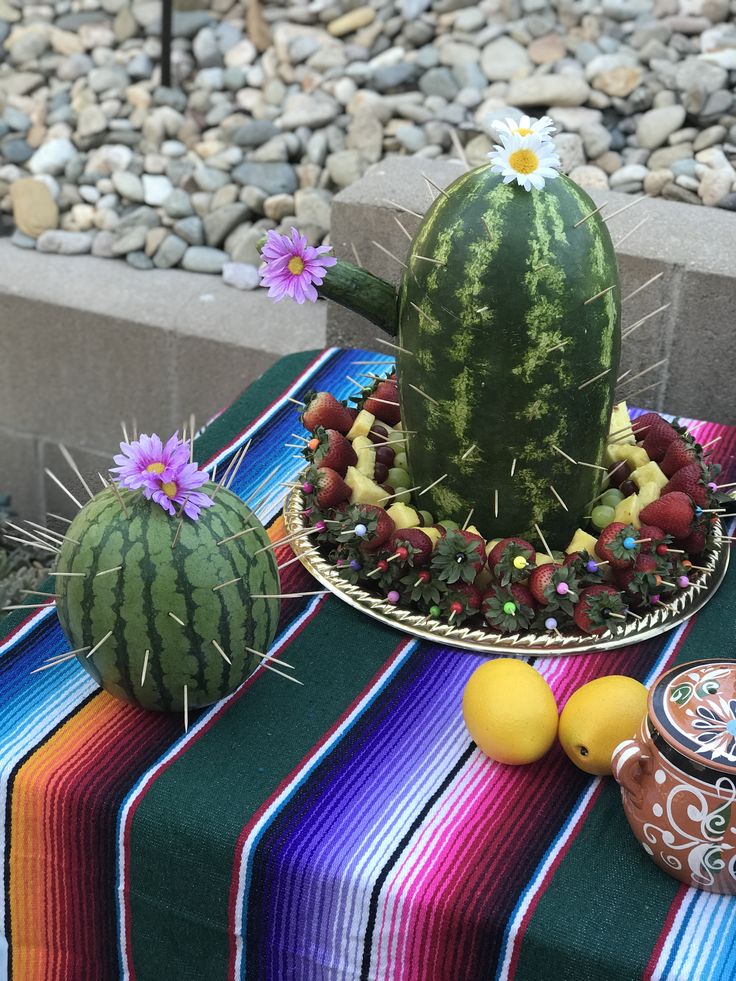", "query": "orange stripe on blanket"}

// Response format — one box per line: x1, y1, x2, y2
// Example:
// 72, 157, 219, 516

9, 694, 148, 980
